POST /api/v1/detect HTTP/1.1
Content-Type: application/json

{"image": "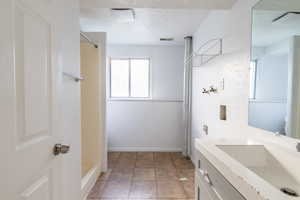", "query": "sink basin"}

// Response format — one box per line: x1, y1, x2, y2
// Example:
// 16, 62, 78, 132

217, 145, 300, 197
